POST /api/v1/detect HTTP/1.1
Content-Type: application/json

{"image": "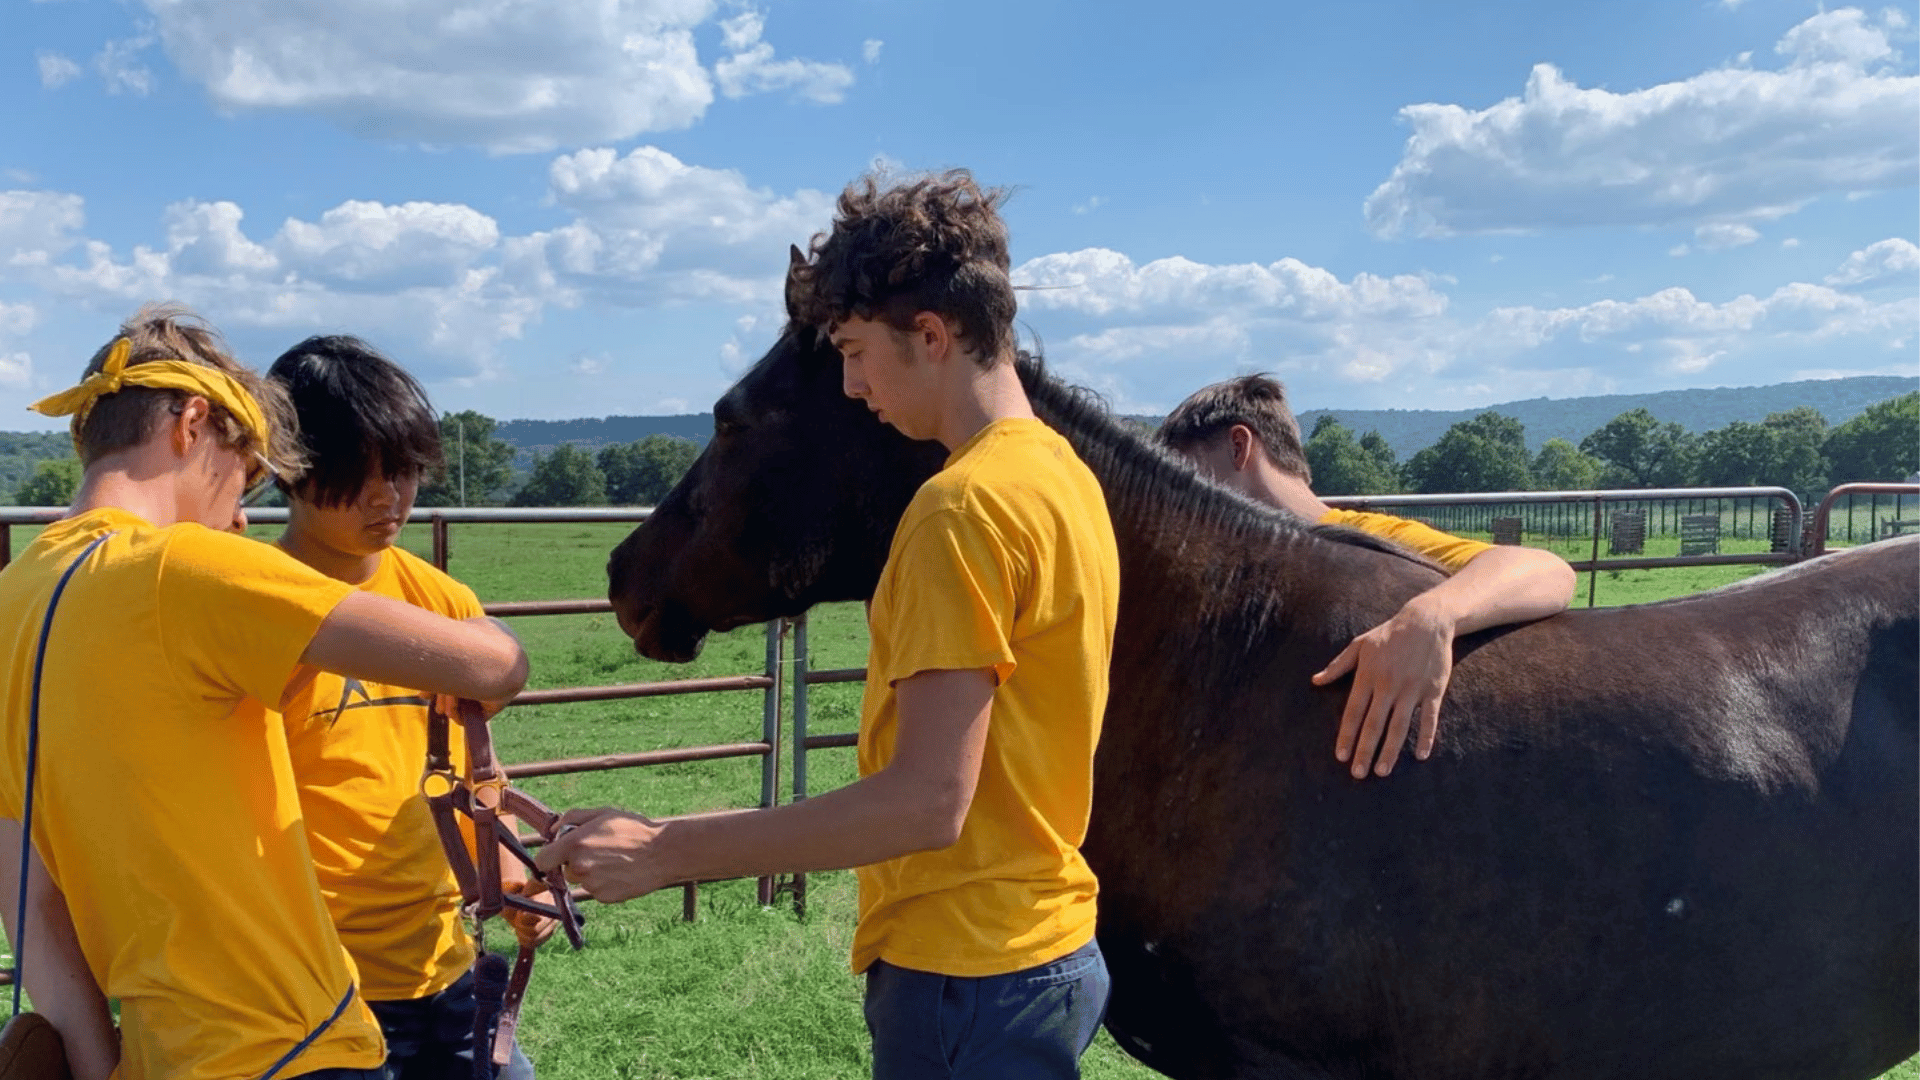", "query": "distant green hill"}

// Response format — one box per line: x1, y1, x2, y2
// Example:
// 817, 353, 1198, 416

495, 414, 711, 462
1297, 376, 1919, 457
0, 431, 74, 500
4, 376, 1913, 498
491, 375, 1918, 458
